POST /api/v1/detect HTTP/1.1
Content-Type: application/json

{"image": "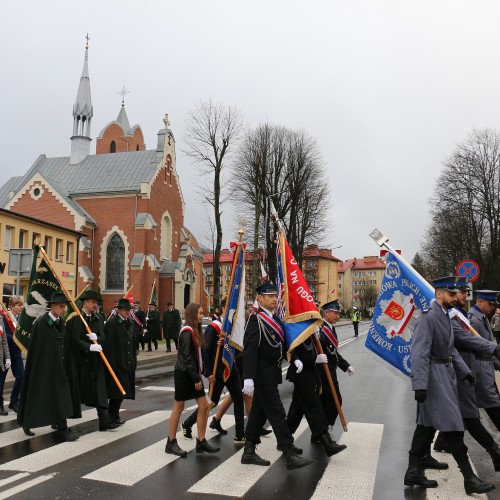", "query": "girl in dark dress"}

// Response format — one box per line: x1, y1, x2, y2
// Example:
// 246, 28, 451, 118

165, 303, 219, 456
